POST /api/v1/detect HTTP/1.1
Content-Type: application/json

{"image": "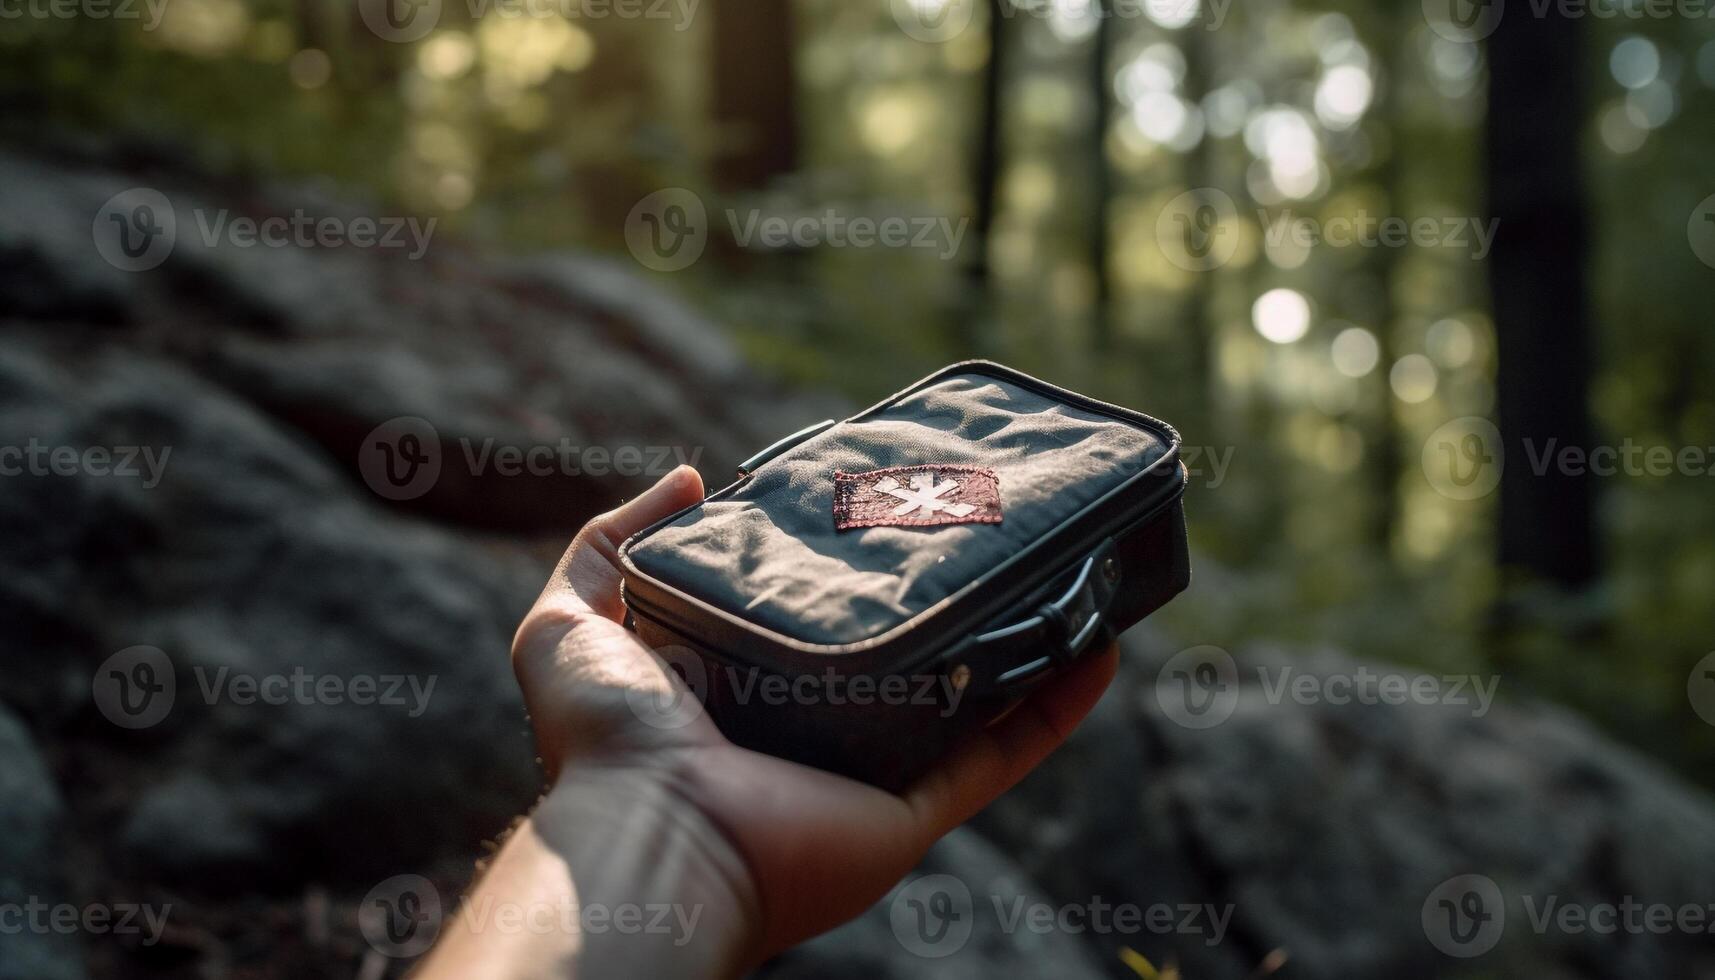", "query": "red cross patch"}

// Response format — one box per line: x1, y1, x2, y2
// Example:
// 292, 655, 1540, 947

833, 465, 1003, 531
